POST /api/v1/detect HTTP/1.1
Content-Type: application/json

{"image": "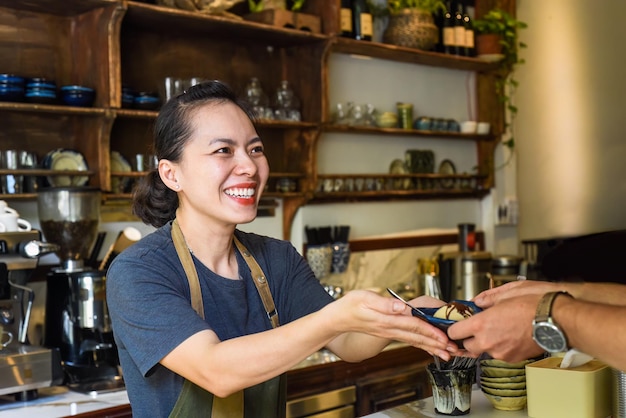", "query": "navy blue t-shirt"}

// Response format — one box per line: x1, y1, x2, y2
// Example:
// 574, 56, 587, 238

106, 223, 333, 417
